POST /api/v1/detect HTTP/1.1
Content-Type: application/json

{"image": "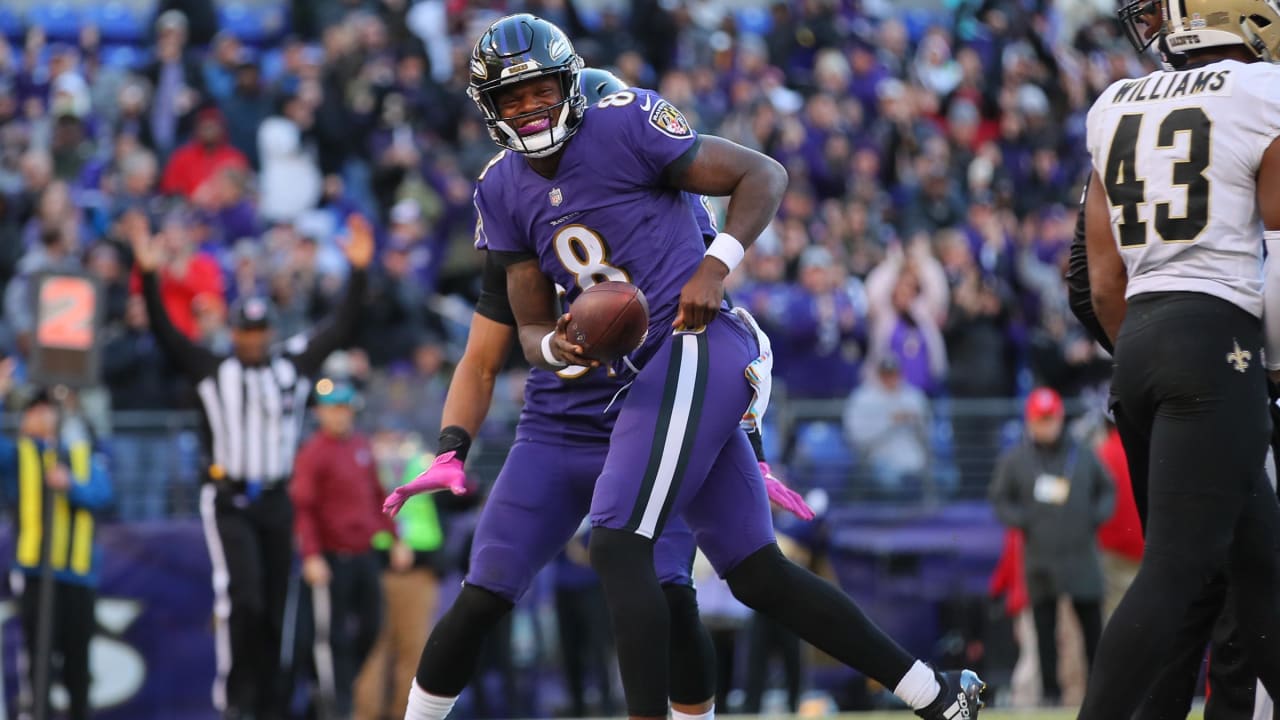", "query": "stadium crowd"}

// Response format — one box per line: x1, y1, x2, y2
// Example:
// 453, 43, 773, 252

0, 0, 1159, 715
0, 0, 1144, 514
